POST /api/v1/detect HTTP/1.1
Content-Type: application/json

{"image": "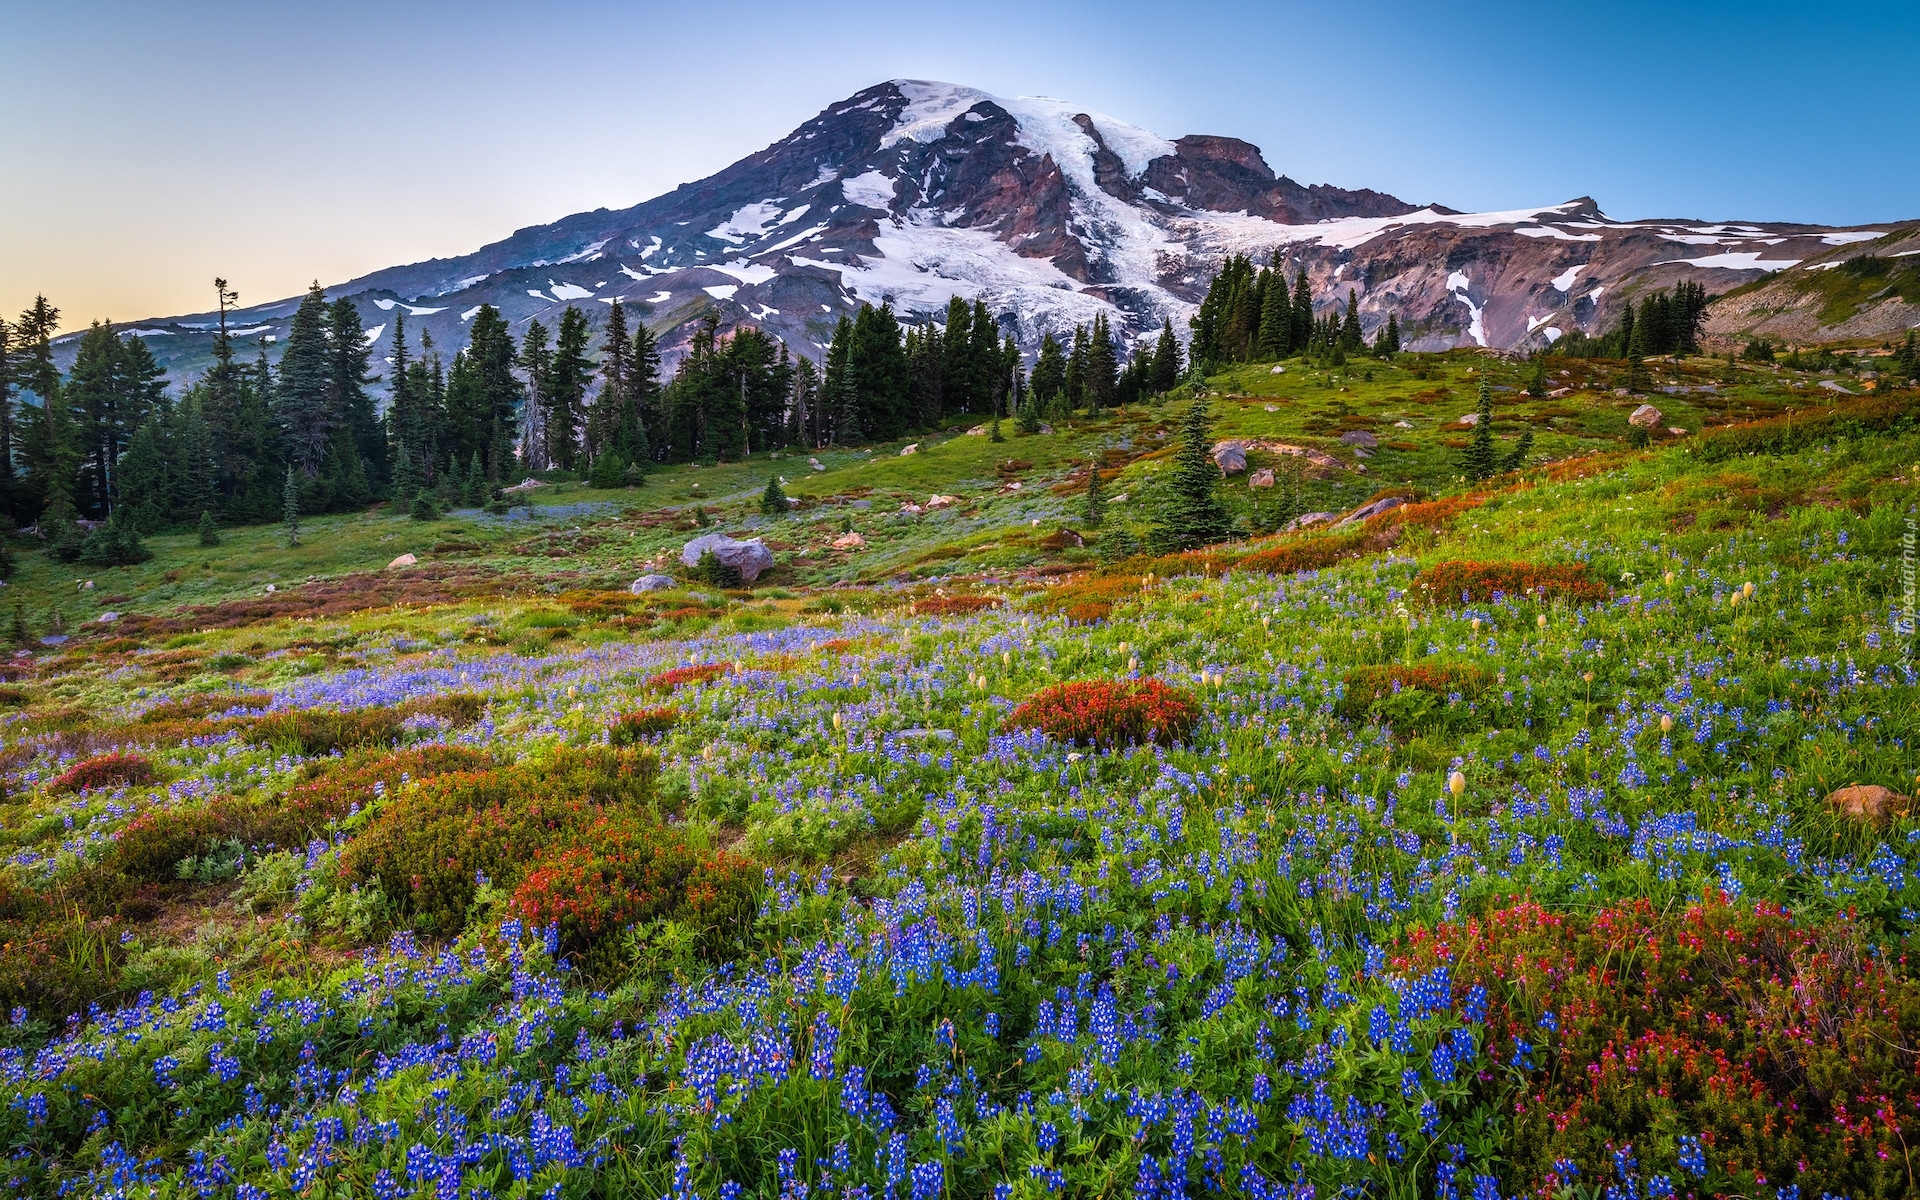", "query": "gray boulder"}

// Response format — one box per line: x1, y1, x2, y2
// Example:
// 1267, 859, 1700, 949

1212, 441, 1248, 475
1628, 403, 1664, 428
1334, 495, 1406, 527
1338, 429, 1379, 449
630, 573, 677, 594
680, 533, 774, 583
